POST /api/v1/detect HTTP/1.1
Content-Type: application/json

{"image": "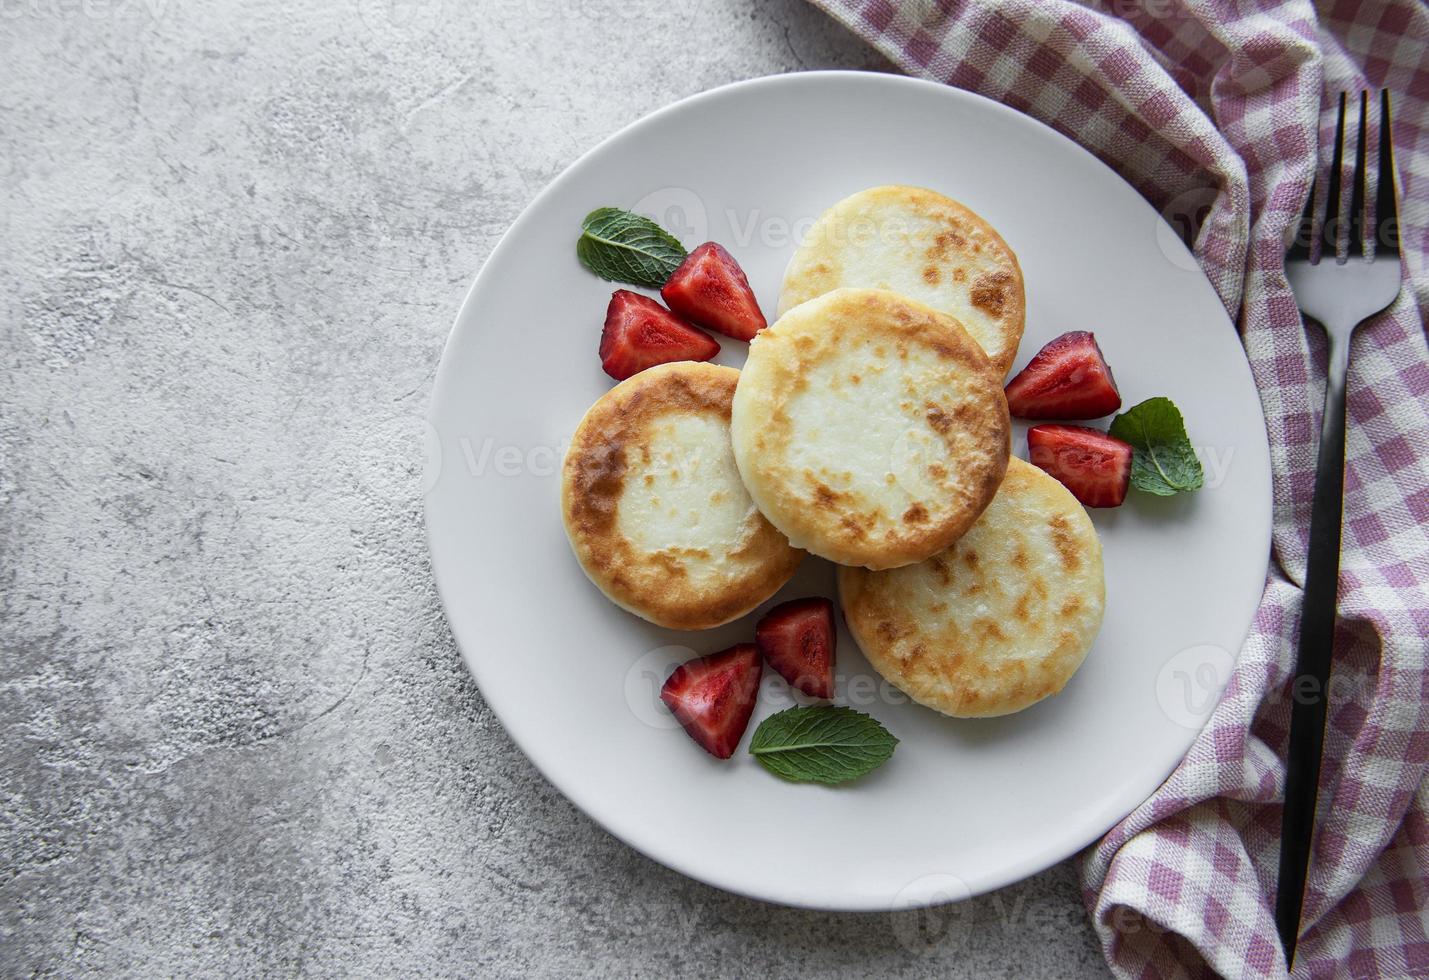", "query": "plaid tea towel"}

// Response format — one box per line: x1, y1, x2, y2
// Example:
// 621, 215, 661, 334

807, 1, 1429, 976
